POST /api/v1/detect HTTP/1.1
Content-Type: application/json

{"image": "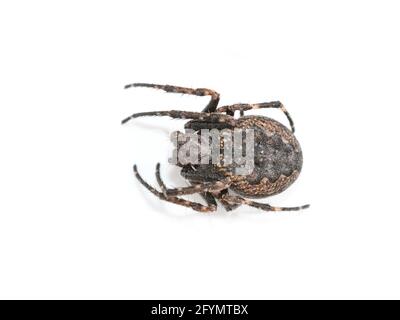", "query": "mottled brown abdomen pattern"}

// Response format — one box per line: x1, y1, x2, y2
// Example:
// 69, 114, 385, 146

228, 116, 303, 198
